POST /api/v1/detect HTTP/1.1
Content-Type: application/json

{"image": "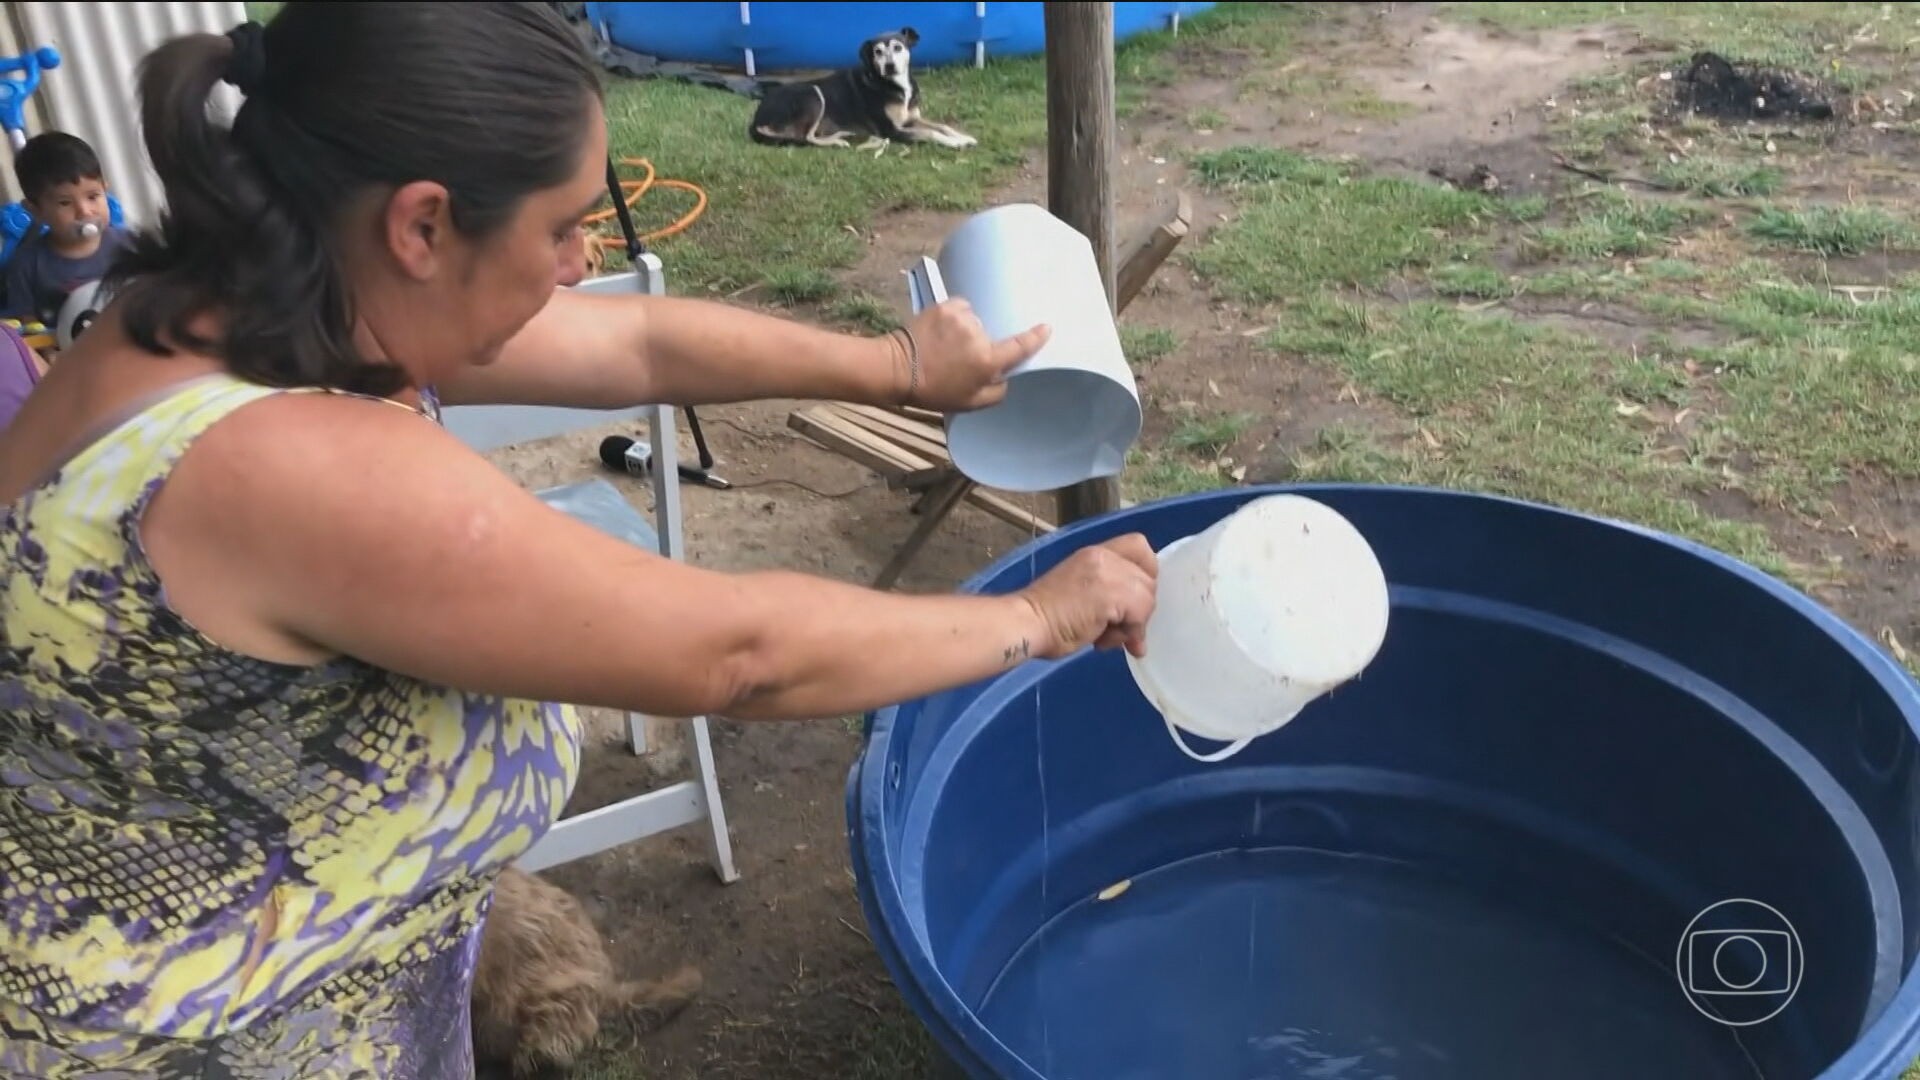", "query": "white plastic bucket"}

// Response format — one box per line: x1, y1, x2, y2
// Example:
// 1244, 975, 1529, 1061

1125, 494, 1392, 763
906, 203, 1142, 494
